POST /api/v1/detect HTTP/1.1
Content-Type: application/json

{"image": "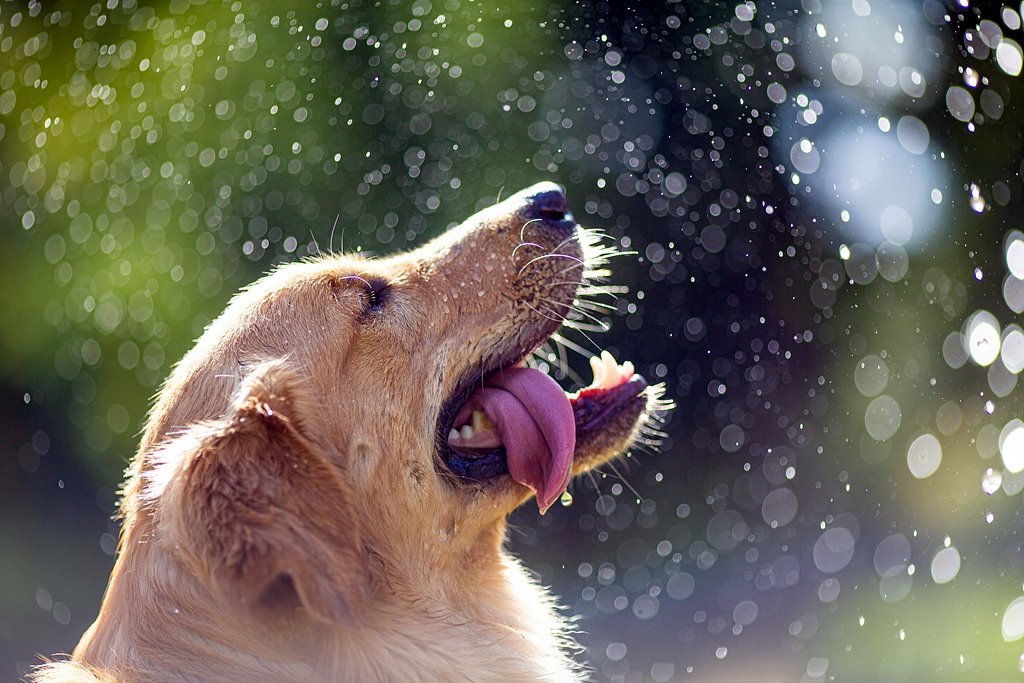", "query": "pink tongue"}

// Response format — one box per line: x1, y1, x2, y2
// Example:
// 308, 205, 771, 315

454, 367, 575, 512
